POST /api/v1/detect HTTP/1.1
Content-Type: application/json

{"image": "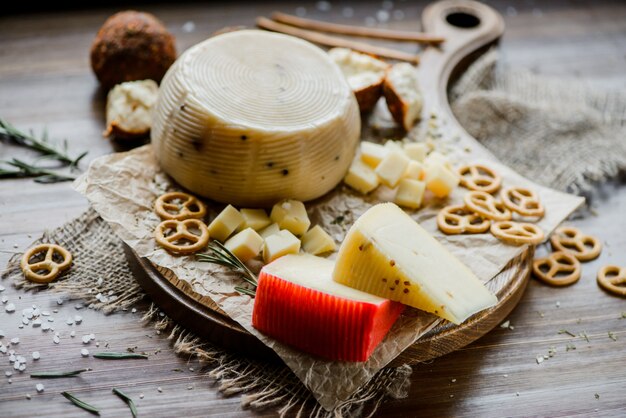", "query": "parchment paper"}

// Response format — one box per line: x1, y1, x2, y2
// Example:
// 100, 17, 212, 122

74, 141, 583, 410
